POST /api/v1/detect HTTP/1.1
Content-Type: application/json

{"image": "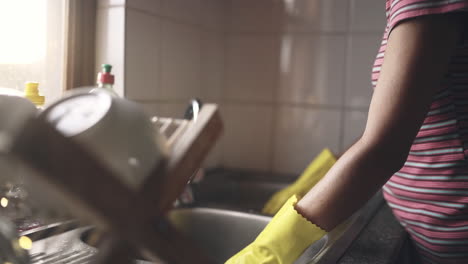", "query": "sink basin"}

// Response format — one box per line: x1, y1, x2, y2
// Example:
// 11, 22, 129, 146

168, 207, 328, 263
169, 207, 271, 262
75, 207, 328, 264
27, 168, 383, 264
27, 197, 384, 264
